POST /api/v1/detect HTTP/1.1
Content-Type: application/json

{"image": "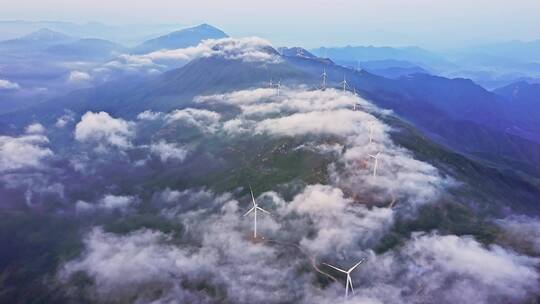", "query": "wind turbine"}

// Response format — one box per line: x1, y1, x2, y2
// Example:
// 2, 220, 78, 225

243, 186, 270, 239
339, 75, 349, 92
368, 152, 381, 177
368, 122, 374, 143
323, 258, 366, 300
320, 68, 328, 90
275, 80, 282, 96
352, 88, 358, 111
